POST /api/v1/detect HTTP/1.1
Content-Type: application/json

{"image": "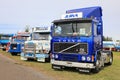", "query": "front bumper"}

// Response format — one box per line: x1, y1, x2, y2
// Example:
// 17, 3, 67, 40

21, 52, 50, 62
51, 59, 95, 69
21, 52, 49, 58
9, 49, 21, 53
